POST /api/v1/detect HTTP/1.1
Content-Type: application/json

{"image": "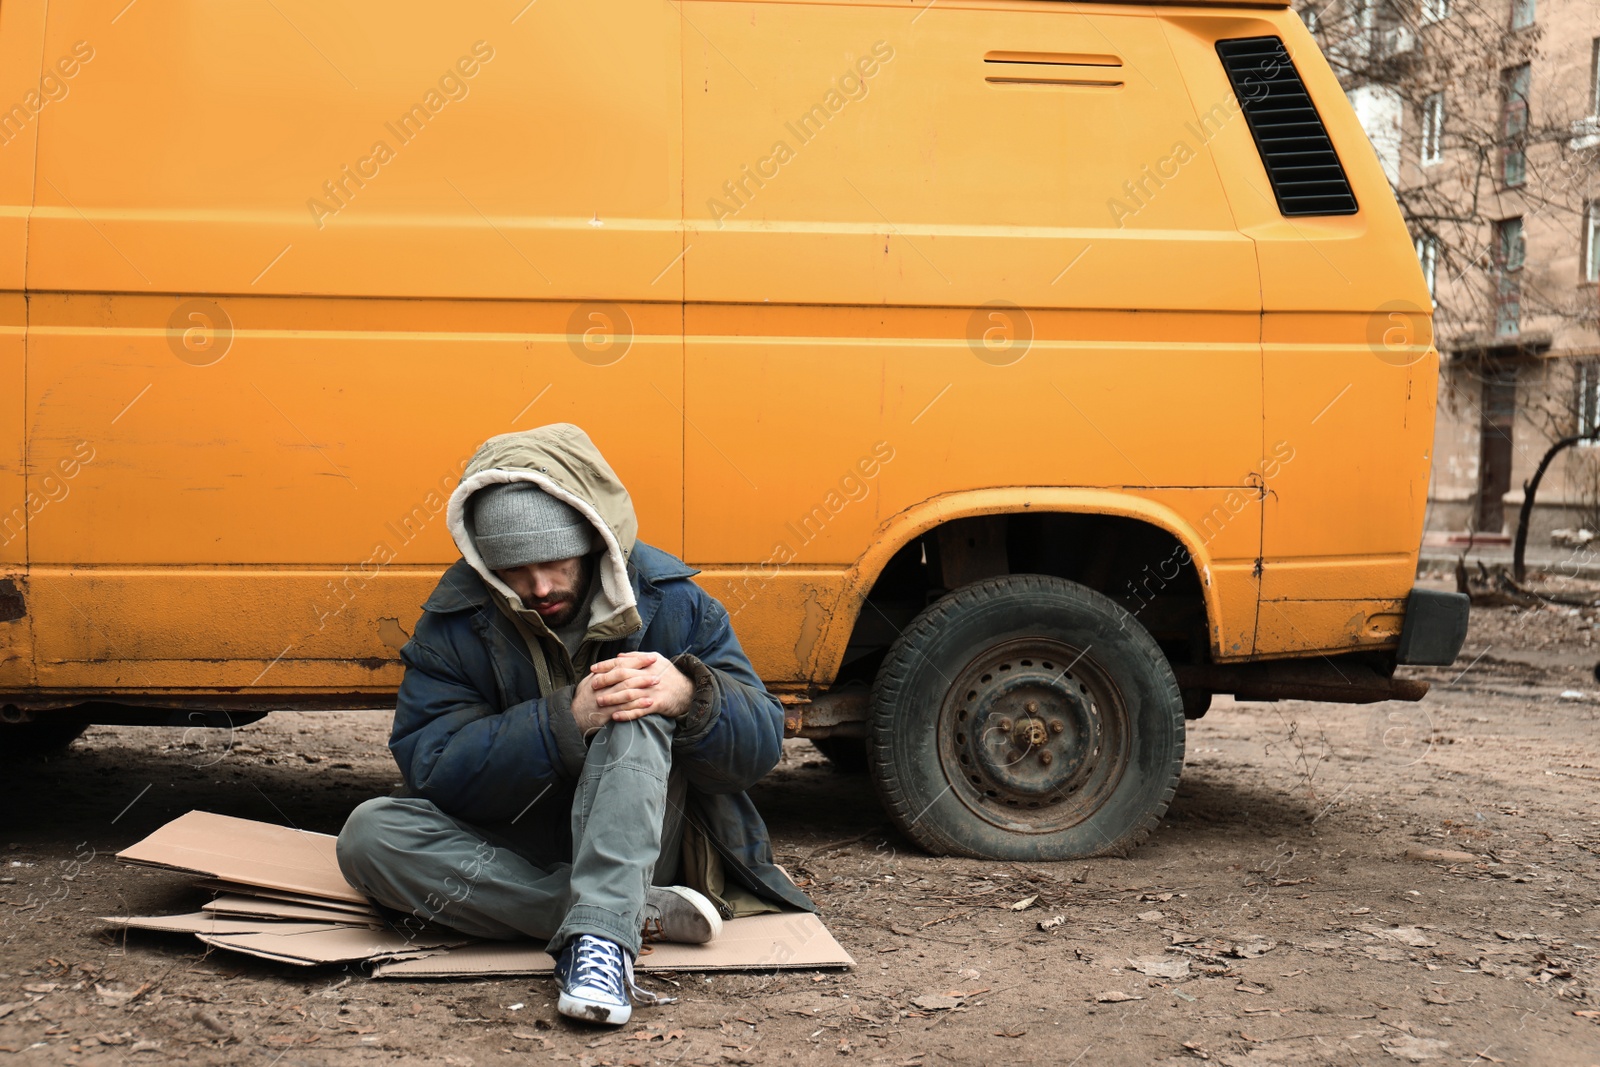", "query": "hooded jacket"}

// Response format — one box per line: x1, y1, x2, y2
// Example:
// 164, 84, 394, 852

388, 424, 814, 916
